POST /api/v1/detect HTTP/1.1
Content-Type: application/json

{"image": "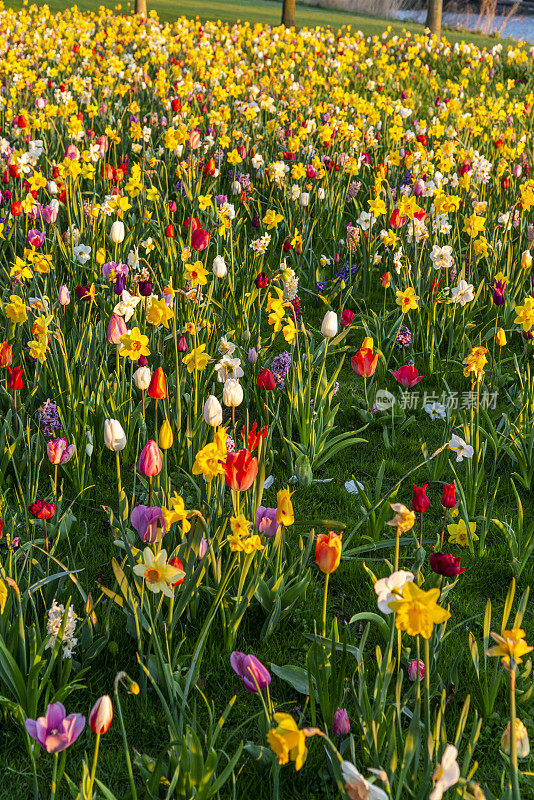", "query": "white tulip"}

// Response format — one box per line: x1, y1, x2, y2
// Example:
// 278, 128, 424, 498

104, 419, 127, 452
133, 366, 151, 391
299, 192, 310, 207
212, 255, 227, 278
317, 187, 325, 200
321, 310, 338, 339
109, 220, 125, 244
203, 395, 223, 426
222, 378, 243, 408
